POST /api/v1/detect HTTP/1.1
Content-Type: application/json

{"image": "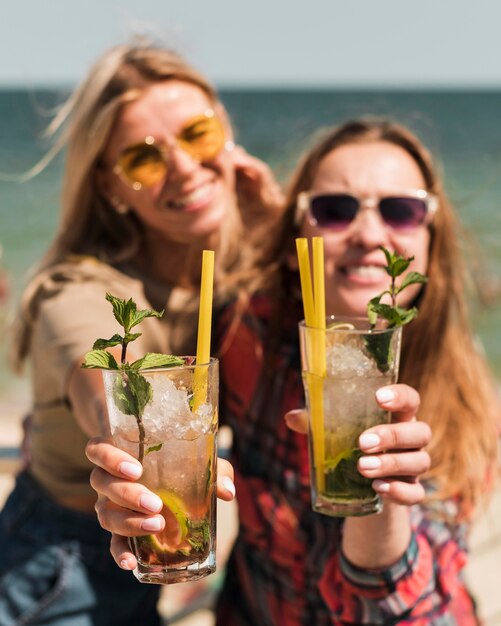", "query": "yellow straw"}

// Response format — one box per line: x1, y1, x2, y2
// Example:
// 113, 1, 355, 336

295, 238, 315, 326
312, 237, 326, 374
194, 250, 215, 408
296, 237, 326, 491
